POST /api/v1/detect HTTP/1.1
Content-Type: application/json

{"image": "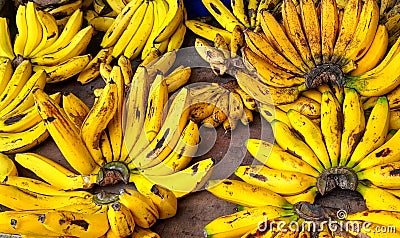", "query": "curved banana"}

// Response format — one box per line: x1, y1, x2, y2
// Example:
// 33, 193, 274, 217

347, 97, 390, 168
202, 0, 244, 32
28, 11, 59, 58
14, 5, 28, 57
283, 187, 318, 204
206, 179, 293, 208
277, 96, 320, 118
23, 2, 42, 57
357, 161, 400, 189
77, 47, 113, 84
107, 202, 135, 237
62, 92, 89, 129
0, 18, 14, 60
300, 0, 322, 65
153, 0, 184, 43
131, 227, 161, 238
320, 0, 338, 63
0, 153, 18, 179
185, 20, 231, 43
235, 165, 317, 195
